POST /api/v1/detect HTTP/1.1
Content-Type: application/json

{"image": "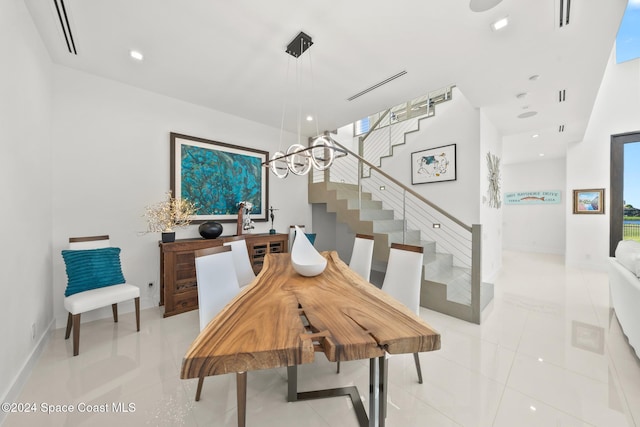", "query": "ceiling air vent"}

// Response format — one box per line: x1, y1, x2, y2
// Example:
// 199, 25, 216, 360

347, 71, 407, 101
559, 0, 571, 28
53, 0, 77, 55
559, 124, 565, 132
558, 89, 566, 102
